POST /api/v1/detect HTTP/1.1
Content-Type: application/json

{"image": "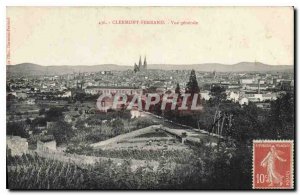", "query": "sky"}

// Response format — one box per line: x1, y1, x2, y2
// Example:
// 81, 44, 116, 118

6, 6, 293, 66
